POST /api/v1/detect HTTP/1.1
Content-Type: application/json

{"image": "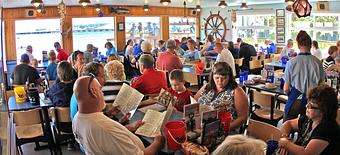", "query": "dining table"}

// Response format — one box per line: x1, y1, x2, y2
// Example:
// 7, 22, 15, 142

7, 94, 57, 155
265, 60, 286, 70
182, 65, 210, 88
